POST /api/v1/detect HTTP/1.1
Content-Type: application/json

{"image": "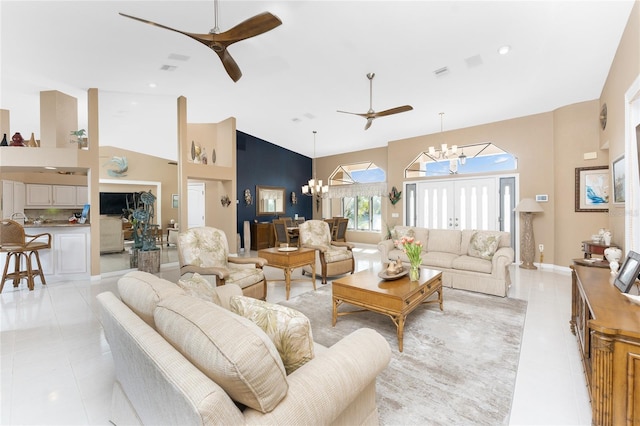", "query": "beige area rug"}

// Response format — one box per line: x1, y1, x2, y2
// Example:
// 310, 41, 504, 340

280, 285, 527, 425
